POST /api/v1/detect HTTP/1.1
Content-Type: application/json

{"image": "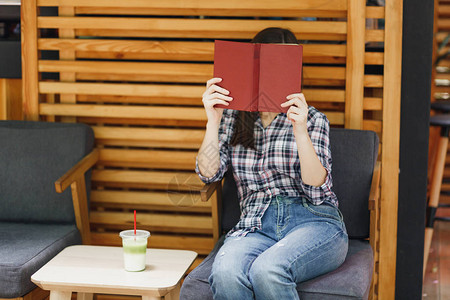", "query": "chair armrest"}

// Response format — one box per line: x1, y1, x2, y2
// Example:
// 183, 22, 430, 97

55, 148, 99, 193
54, 148, 99, 245
368, 161, 381, 210
200, 181, 221, 202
